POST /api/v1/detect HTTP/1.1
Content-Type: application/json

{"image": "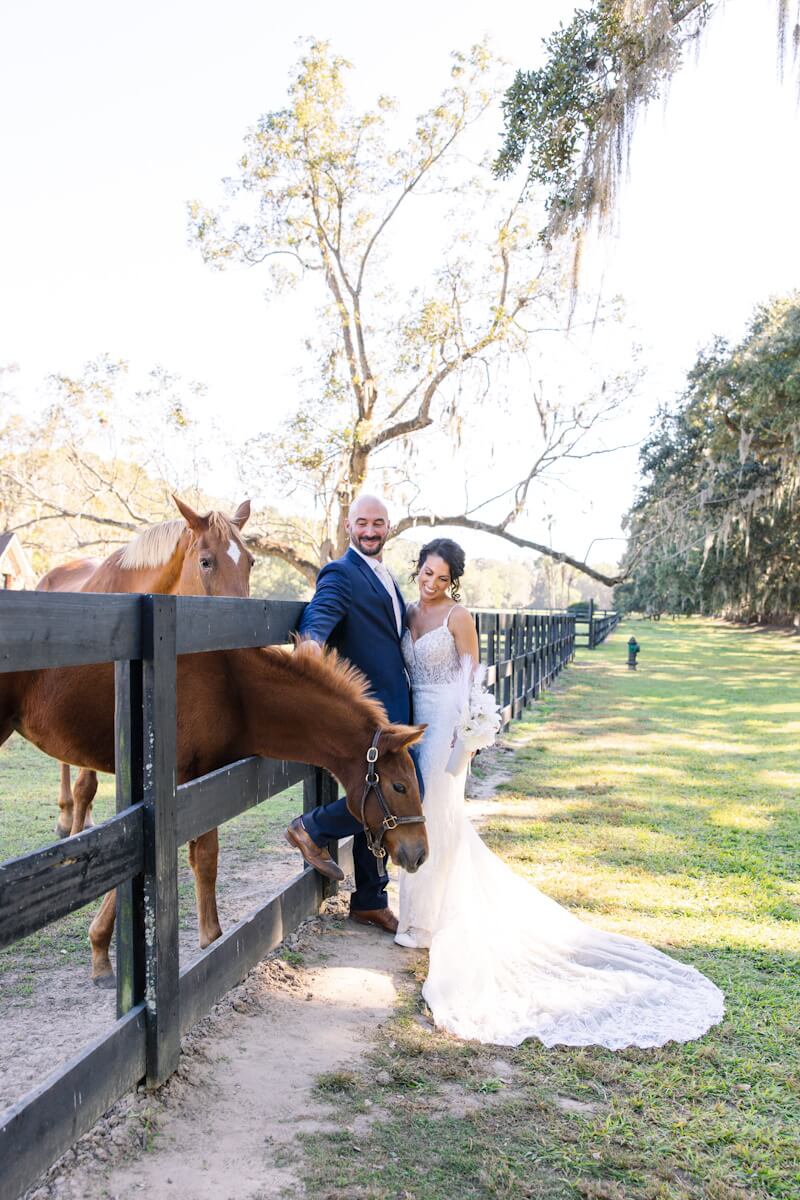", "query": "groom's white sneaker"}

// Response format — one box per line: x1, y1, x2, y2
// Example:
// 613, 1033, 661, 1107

349, 906, 399, 934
